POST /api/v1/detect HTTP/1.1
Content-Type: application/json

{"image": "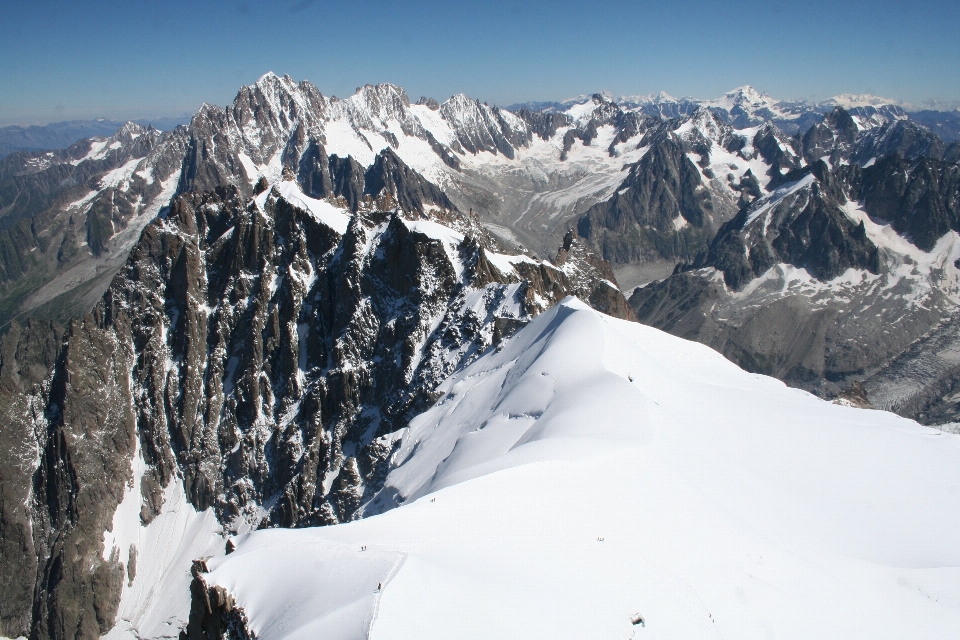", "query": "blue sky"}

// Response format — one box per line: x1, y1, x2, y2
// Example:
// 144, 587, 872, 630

1, 0, 958, 125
